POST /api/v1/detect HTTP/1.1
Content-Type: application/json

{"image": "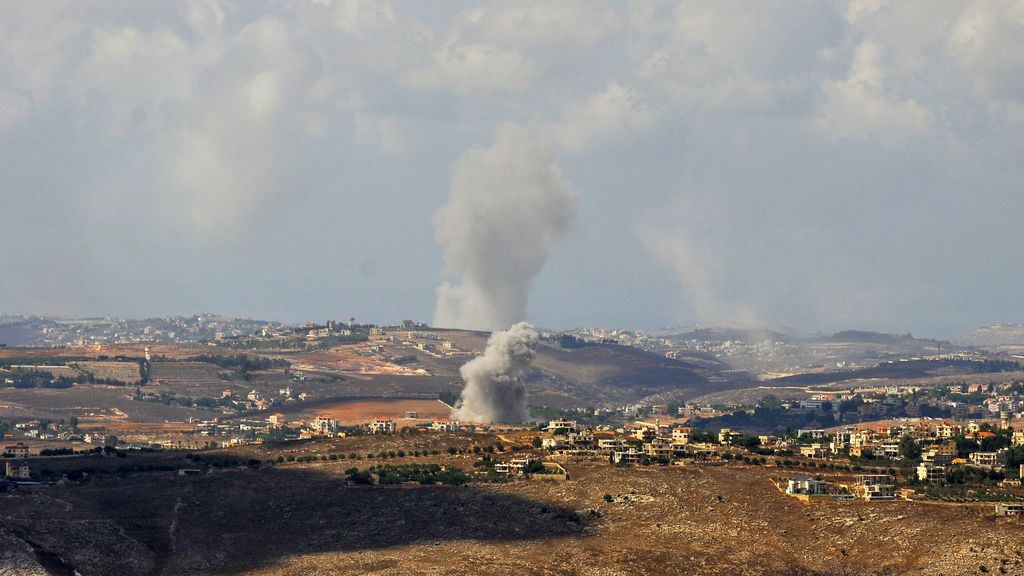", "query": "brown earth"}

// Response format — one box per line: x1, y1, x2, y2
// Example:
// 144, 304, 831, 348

292, 398, 453, 424
2, 433, 1022, 575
